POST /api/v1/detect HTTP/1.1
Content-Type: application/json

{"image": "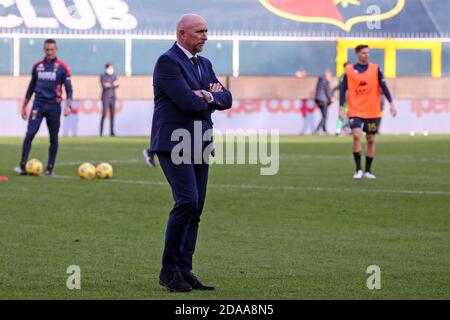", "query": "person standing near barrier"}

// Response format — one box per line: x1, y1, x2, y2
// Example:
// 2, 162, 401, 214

100, 63, 119, 137
314, 69, 334, 135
